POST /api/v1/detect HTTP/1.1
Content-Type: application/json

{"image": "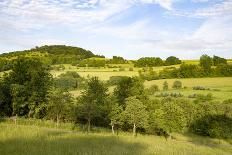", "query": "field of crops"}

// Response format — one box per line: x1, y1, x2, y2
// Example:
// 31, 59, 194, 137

0, 123, 231, 155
